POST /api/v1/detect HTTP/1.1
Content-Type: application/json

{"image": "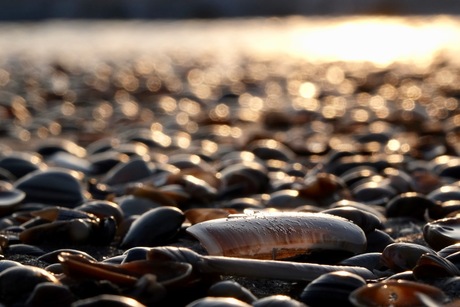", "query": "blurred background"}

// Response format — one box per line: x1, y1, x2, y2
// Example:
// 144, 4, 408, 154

0, 0, 460, 146
0, 0, 460, 20
0, 1, 459, 68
